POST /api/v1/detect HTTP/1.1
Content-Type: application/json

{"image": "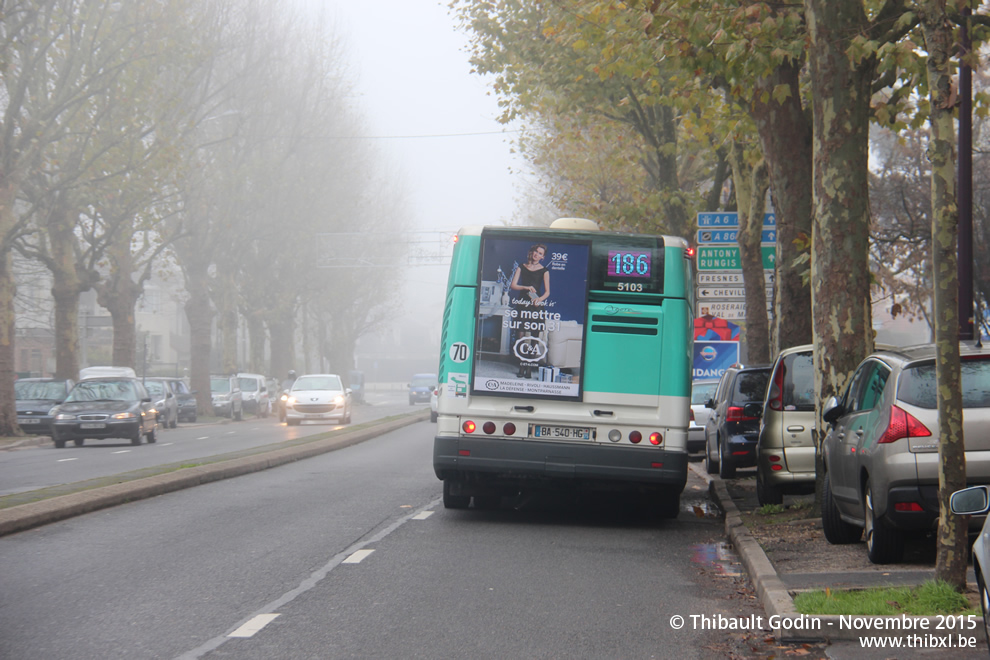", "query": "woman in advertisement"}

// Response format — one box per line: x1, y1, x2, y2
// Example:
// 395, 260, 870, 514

509, 243, 550, 378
